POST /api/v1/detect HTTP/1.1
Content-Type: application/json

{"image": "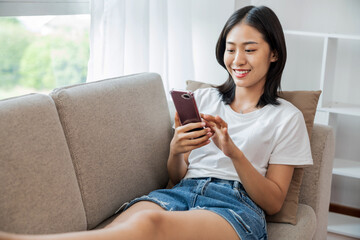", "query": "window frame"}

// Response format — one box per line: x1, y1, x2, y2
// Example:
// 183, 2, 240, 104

0, 0, 89, 16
